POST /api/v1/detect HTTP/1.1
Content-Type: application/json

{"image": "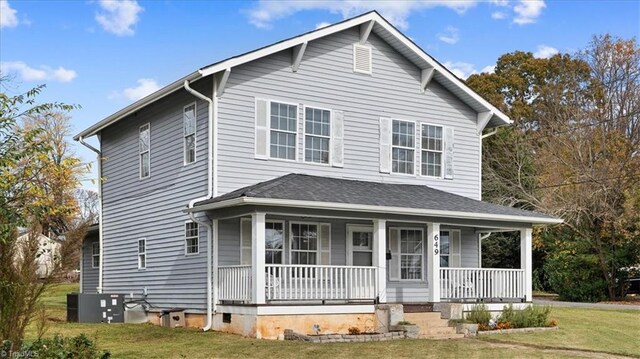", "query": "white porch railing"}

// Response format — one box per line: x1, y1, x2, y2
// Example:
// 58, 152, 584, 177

218, 265, 252, 302
265, 264, 378, 301
440, 268, 525, 301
